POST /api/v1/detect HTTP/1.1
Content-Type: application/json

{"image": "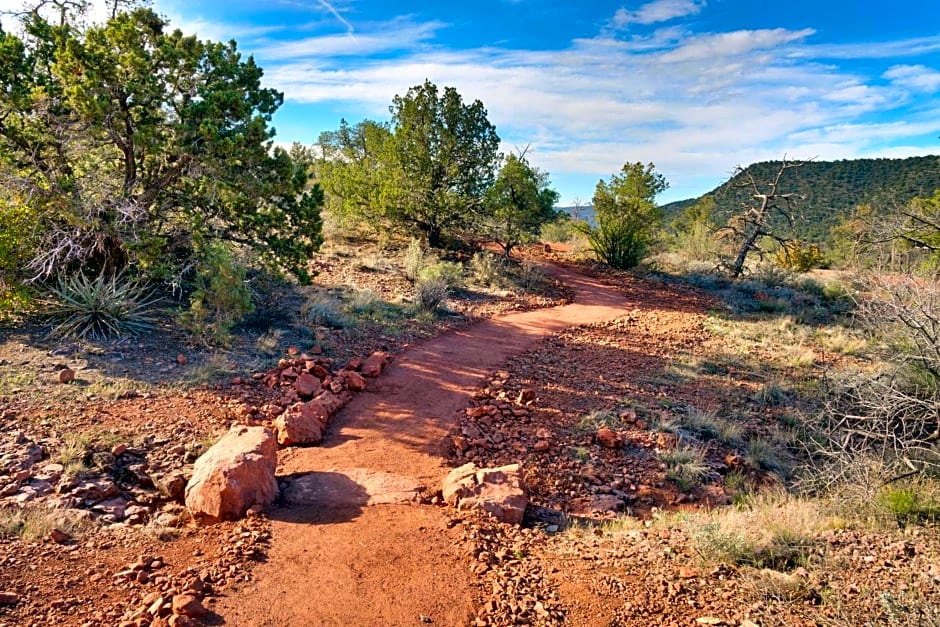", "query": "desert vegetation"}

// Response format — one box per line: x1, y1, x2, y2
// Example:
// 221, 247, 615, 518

0, 2, 939, 626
